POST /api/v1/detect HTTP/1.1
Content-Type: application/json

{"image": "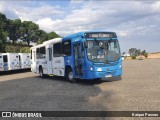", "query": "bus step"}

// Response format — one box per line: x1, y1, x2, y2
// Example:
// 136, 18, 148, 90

49, 74, 54, 76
